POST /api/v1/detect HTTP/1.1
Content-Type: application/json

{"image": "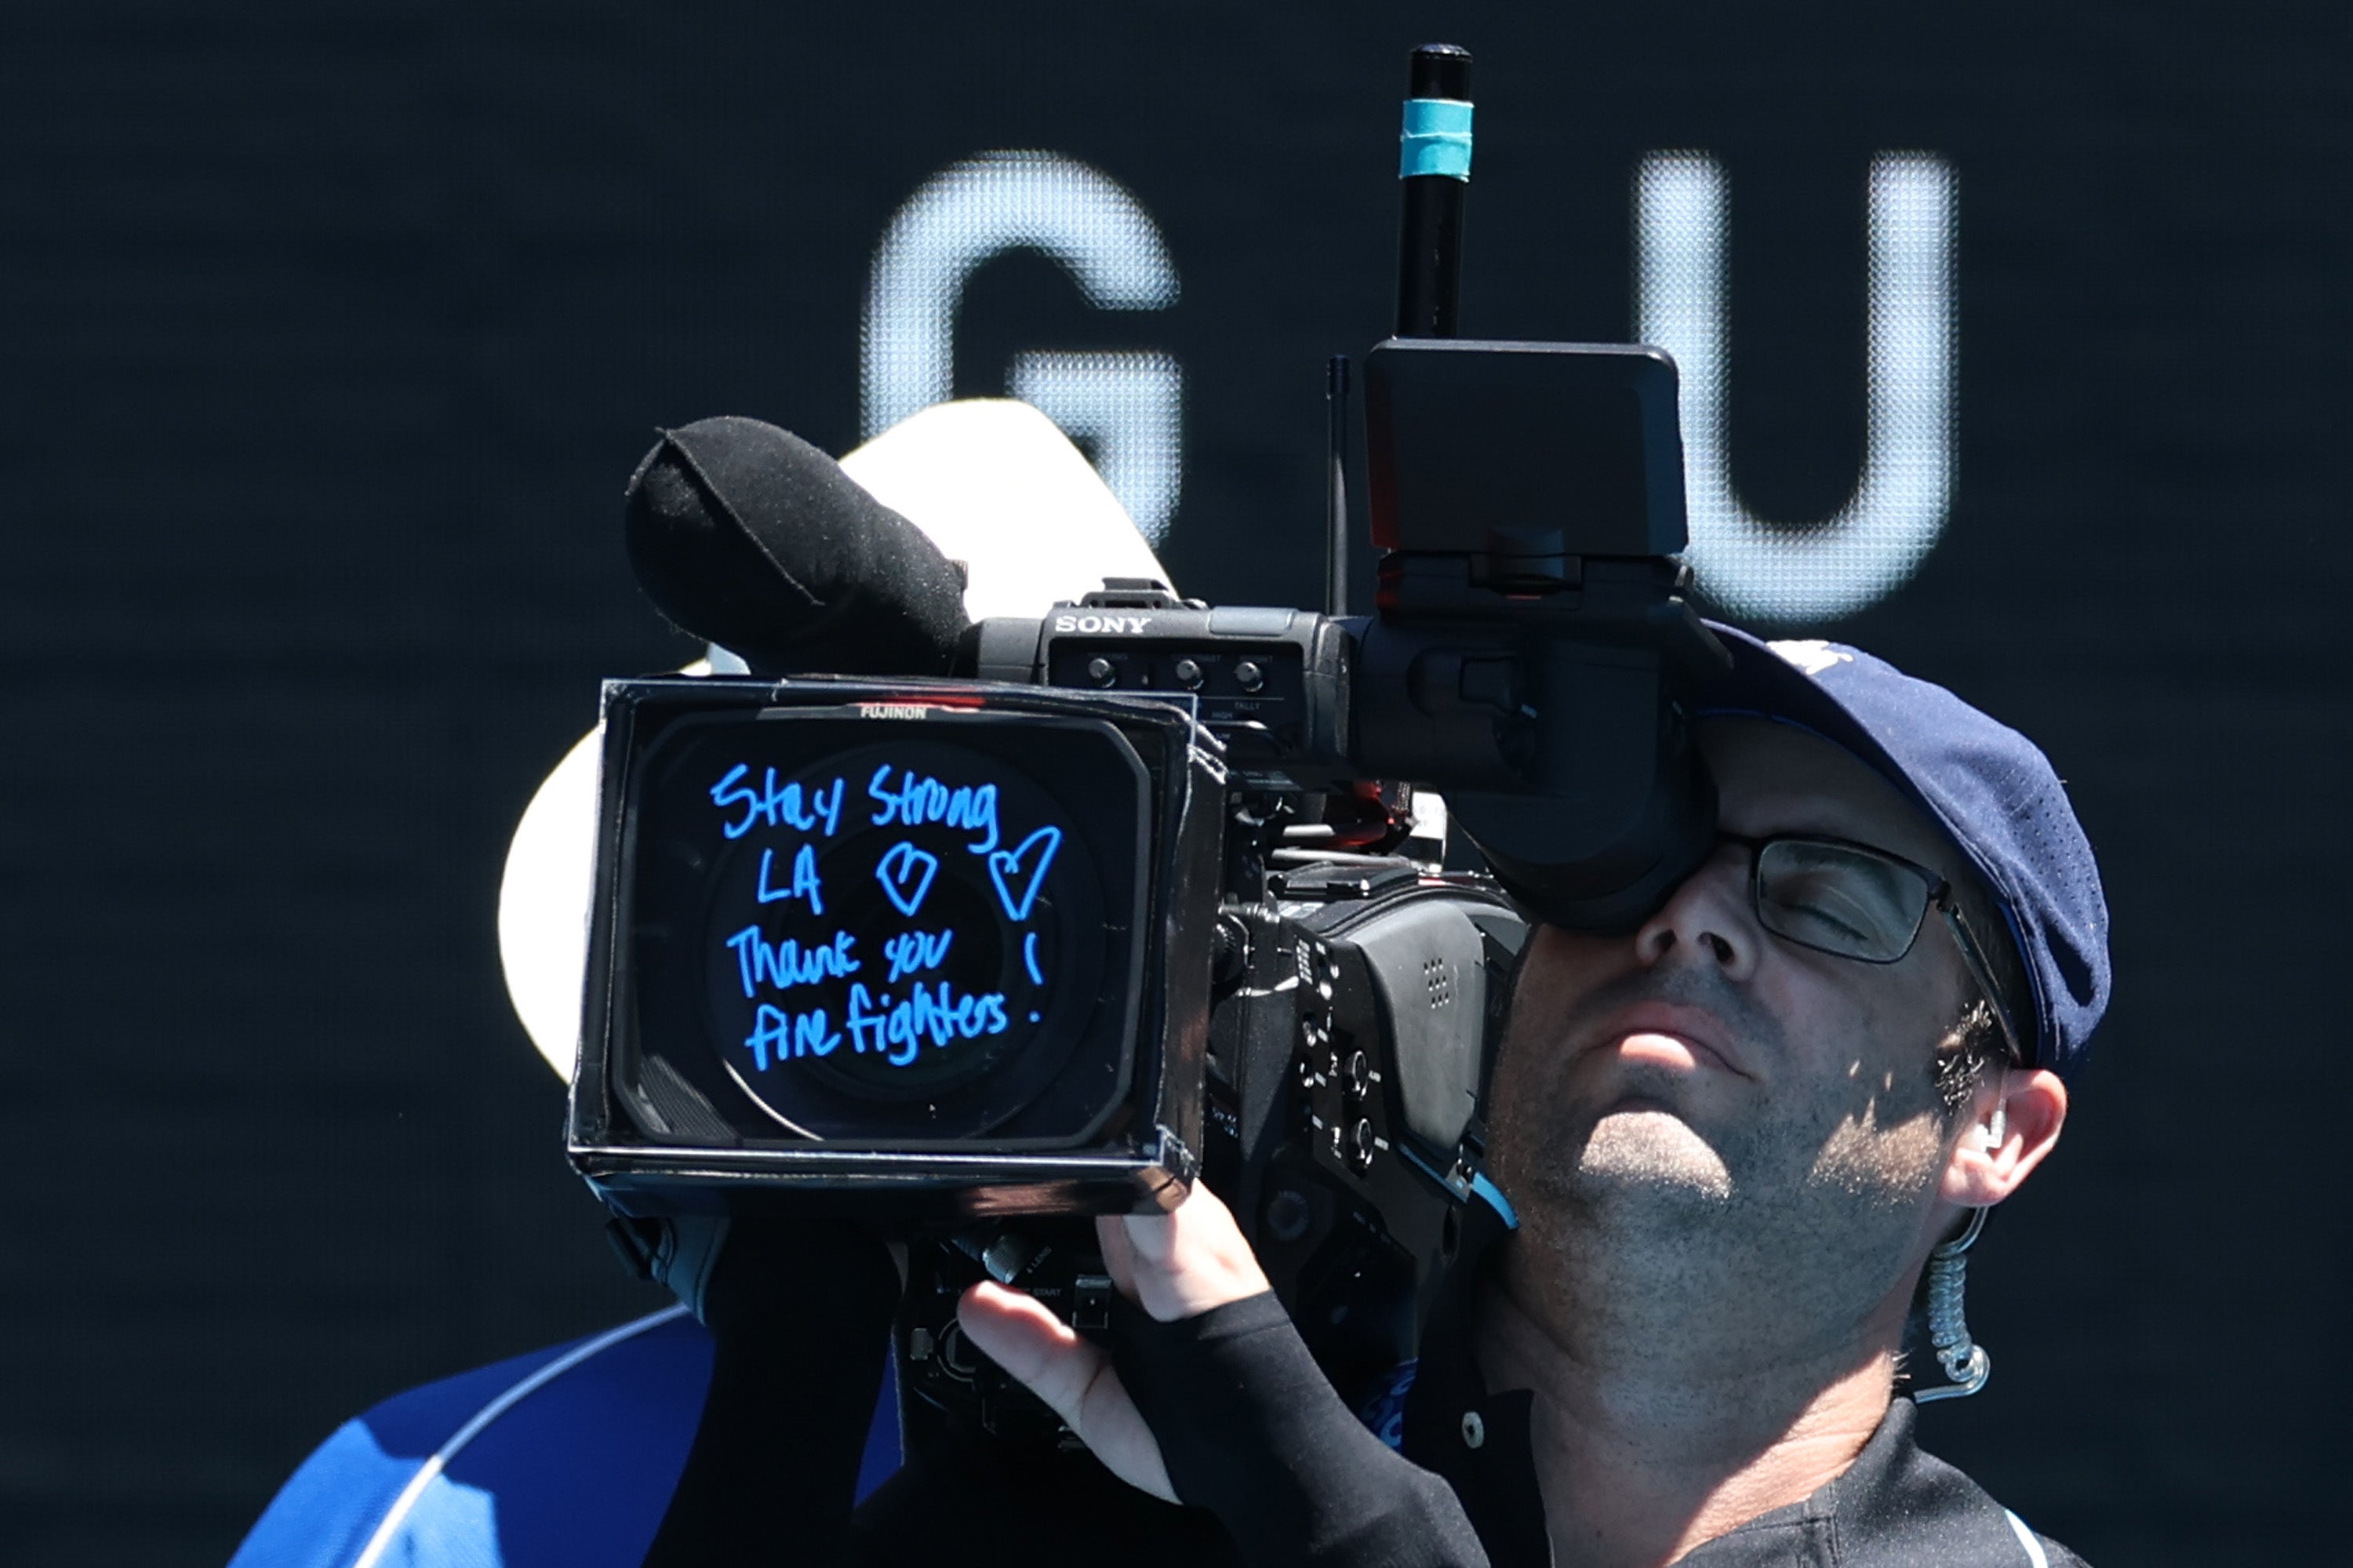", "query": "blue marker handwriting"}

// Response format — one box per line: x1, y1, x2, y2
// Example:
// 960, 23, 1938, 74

846, 980, 1009, 1067
711, 766, 846, 842
987, 826, 1062, 922
874, 842, 940, 919
744, 1003, 843, 1070
882, 927, 955, 984
756, 843, 825, 914
866, 765, 1000, 854
1023, 930, 1045, 987
726, 926, 860, 999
